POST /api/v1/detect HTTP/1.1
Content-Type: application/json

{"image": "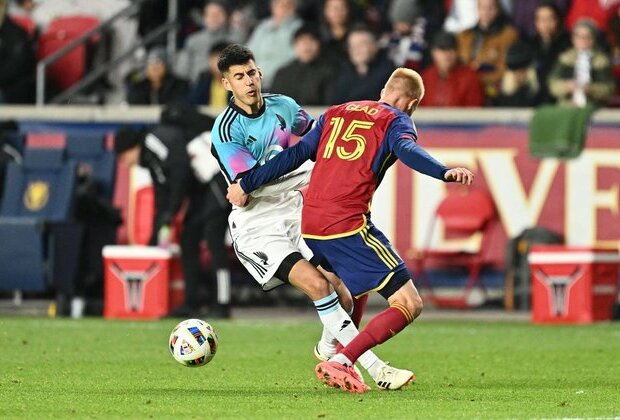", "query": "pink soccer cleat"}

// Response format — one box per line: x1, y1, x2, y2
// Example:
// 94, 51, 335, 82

315, 361, 370, 393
